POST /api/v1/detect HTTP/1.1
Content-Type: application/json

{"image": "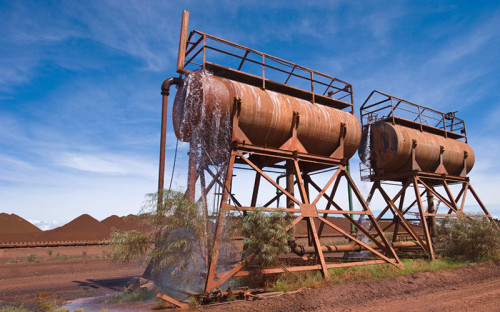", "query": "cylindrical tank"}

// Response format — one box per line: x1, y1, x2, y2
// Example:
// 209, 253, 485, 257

359, 121, 474, 176
173, 71, 361, 159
